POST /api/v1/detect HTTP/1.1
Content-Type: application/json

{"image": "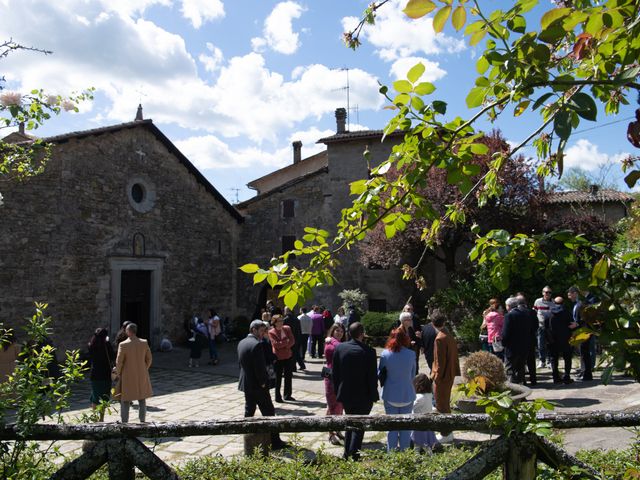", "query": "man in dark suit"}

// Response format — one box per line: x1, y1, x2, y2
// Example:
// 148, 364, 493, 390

567, 286, 593, 381
238, 319, 287, 449
548, 297, 576, 384
332, 322, 379, 460
501, 297, 532, 384
517, 294, 539, 386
